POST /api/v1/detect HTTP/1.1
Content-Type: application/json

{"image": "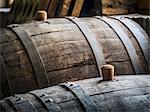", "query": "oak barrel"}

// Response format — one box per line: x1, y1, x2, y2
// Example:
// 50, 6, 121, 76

0, 75, 150, 112
0, 16, 149, 99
